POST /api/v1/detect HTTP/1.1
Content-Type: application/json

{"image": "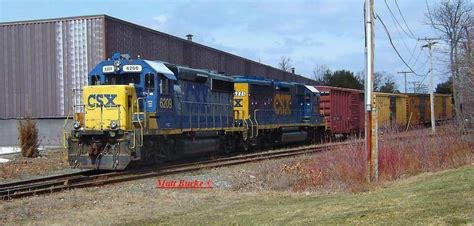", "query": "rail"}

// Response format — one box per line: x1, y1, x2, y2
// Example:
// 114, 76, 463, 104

0, 141, 349, 200
1, 130, 457, 200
